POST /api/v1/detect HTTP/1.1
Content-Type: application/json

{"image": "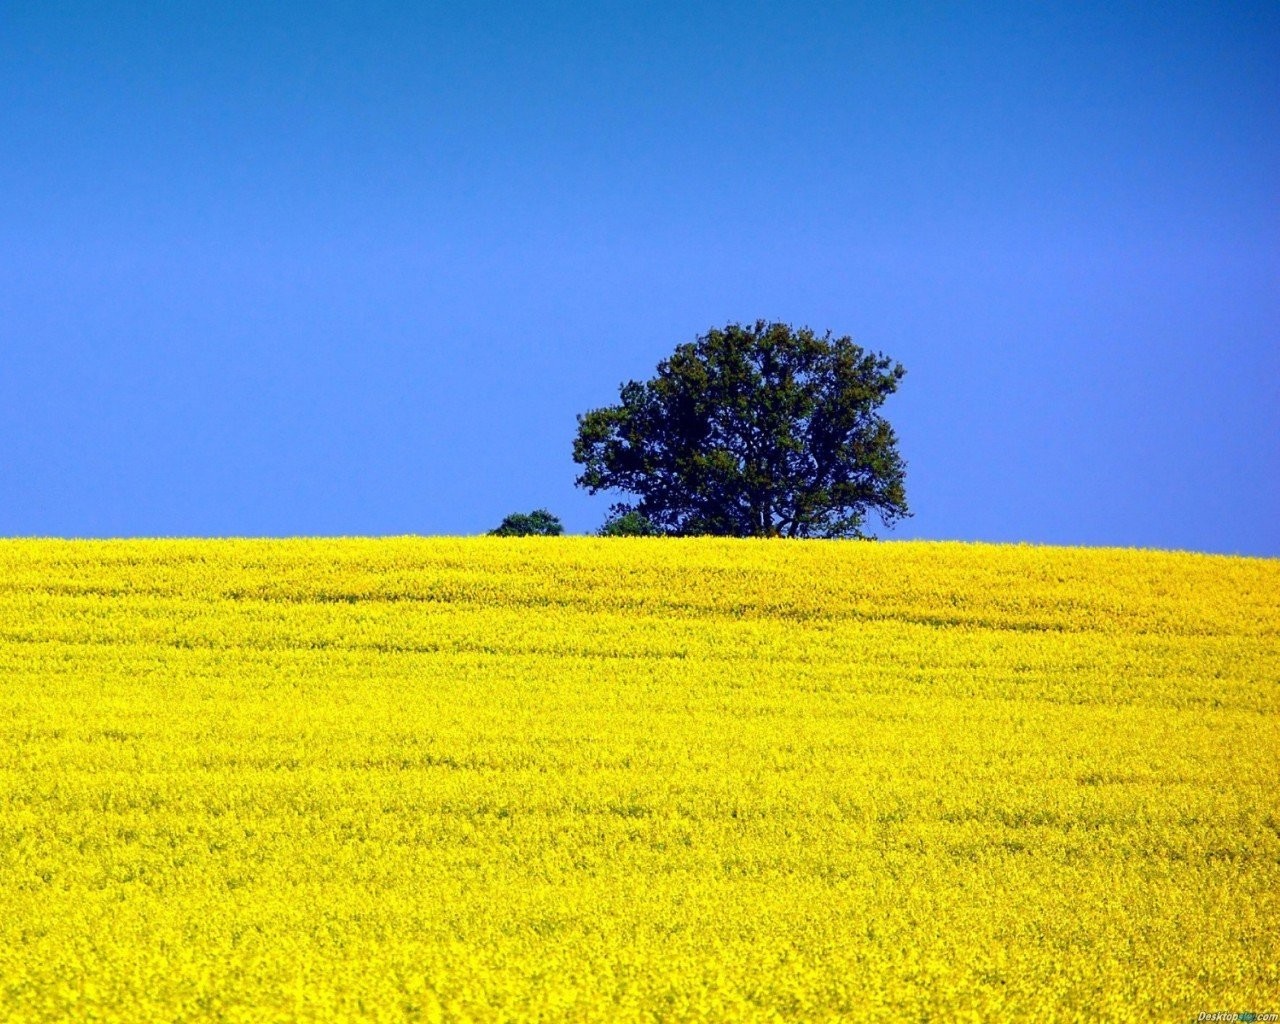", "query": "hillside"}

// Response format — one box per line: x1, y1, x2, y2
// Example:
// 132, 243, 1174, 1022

1, 538, 1276, 1021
